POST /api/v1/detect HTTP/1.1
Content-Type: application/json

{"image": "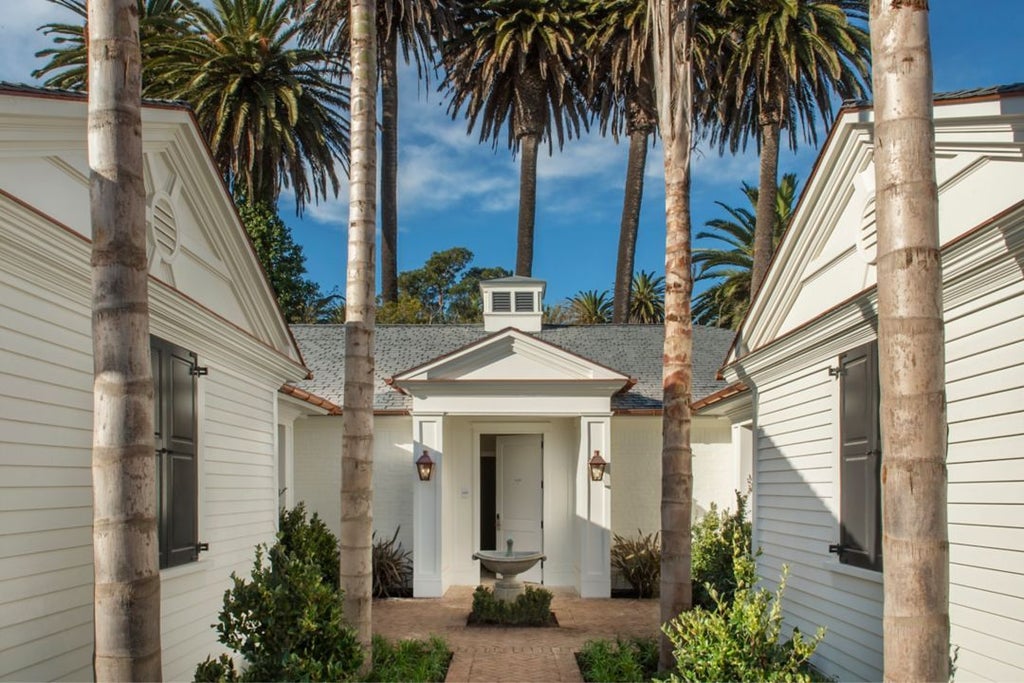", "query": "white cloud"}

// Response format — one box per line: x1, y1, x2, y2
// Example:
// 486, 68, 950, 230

0, 2, 70, 85
536, 132, 626, 183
